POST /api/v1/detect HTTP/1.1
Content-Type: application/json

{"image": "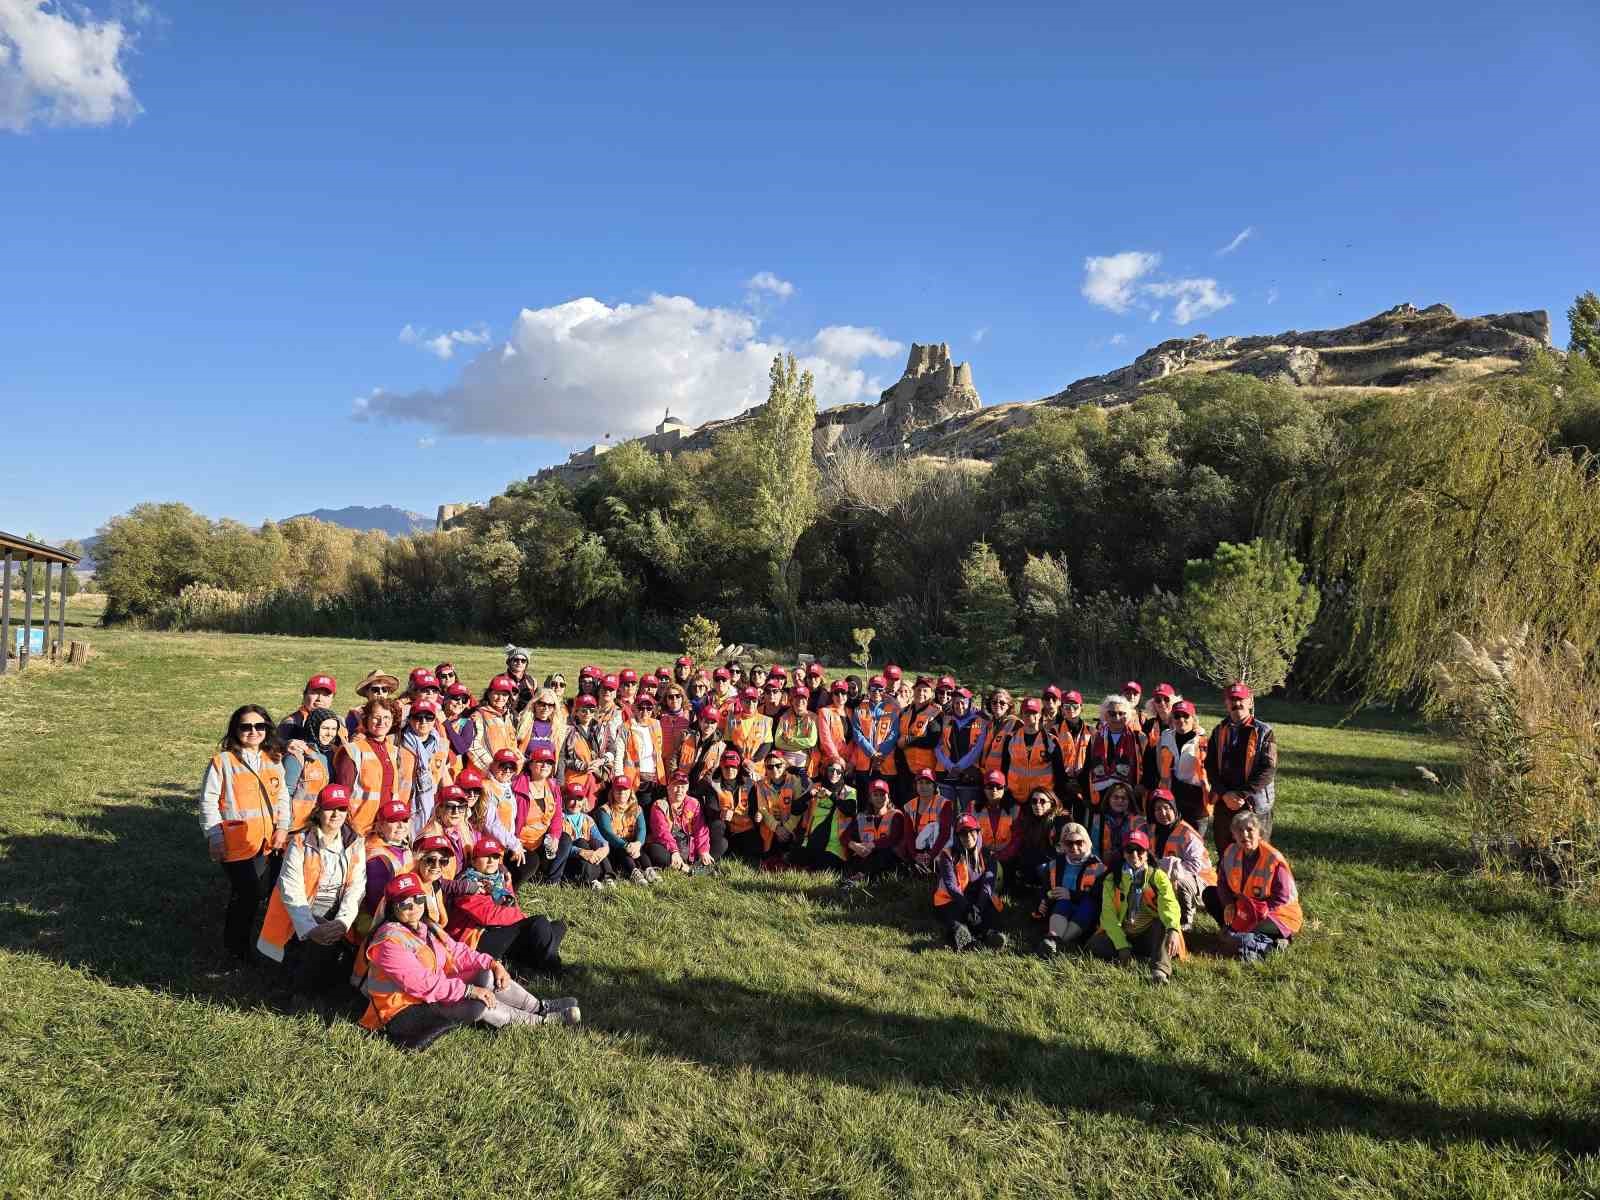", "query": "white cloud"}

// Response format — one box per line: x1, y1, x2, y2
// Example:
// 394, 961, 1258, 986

1141, 278, 1235, 325
972, 326, 989, 344
361, 293, 893, 442
1082, 251, 1160, 314
1217, 226, 1254, 256
745, 271, 795, 299
812, 324, 902, 363
1082, 248, 1234, 326
1267, 287, 1279, 305
0, 0, 141, 132
416, 436, 437, 449
400, 323, 491, 361
1109, 333, 1127, 346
